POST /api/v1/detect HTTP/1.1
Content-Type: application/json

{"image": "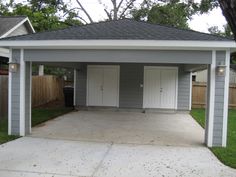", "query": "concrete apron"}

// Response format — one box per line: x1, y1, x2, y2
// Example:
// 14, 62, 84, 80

30, 110, 204, 147
0, 137, 236, 177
